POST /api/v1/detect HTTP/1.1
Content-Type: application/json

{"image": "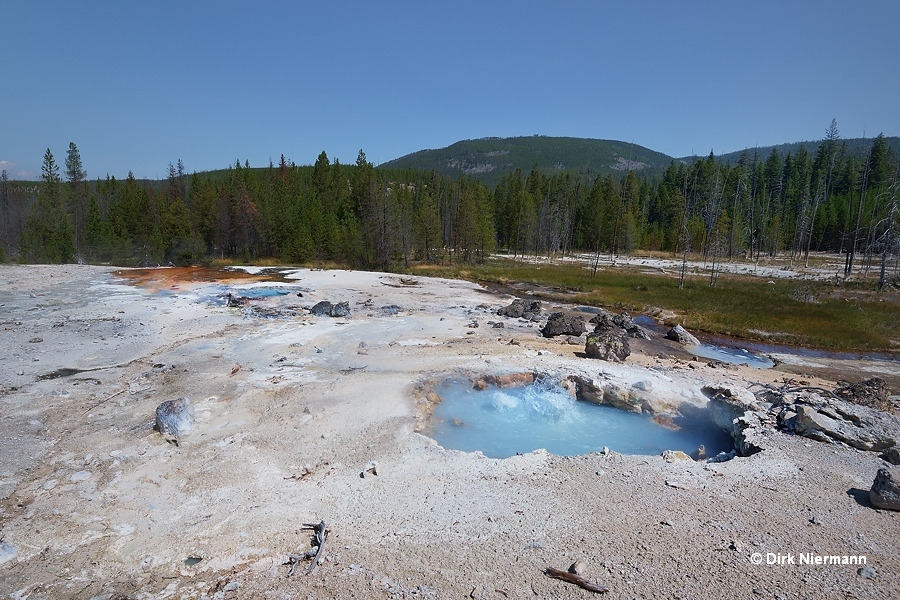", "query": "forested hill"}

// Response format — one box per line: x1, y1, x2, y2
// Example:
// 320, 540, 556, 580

378, 136, 675, 186
696, 136, 900, 165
